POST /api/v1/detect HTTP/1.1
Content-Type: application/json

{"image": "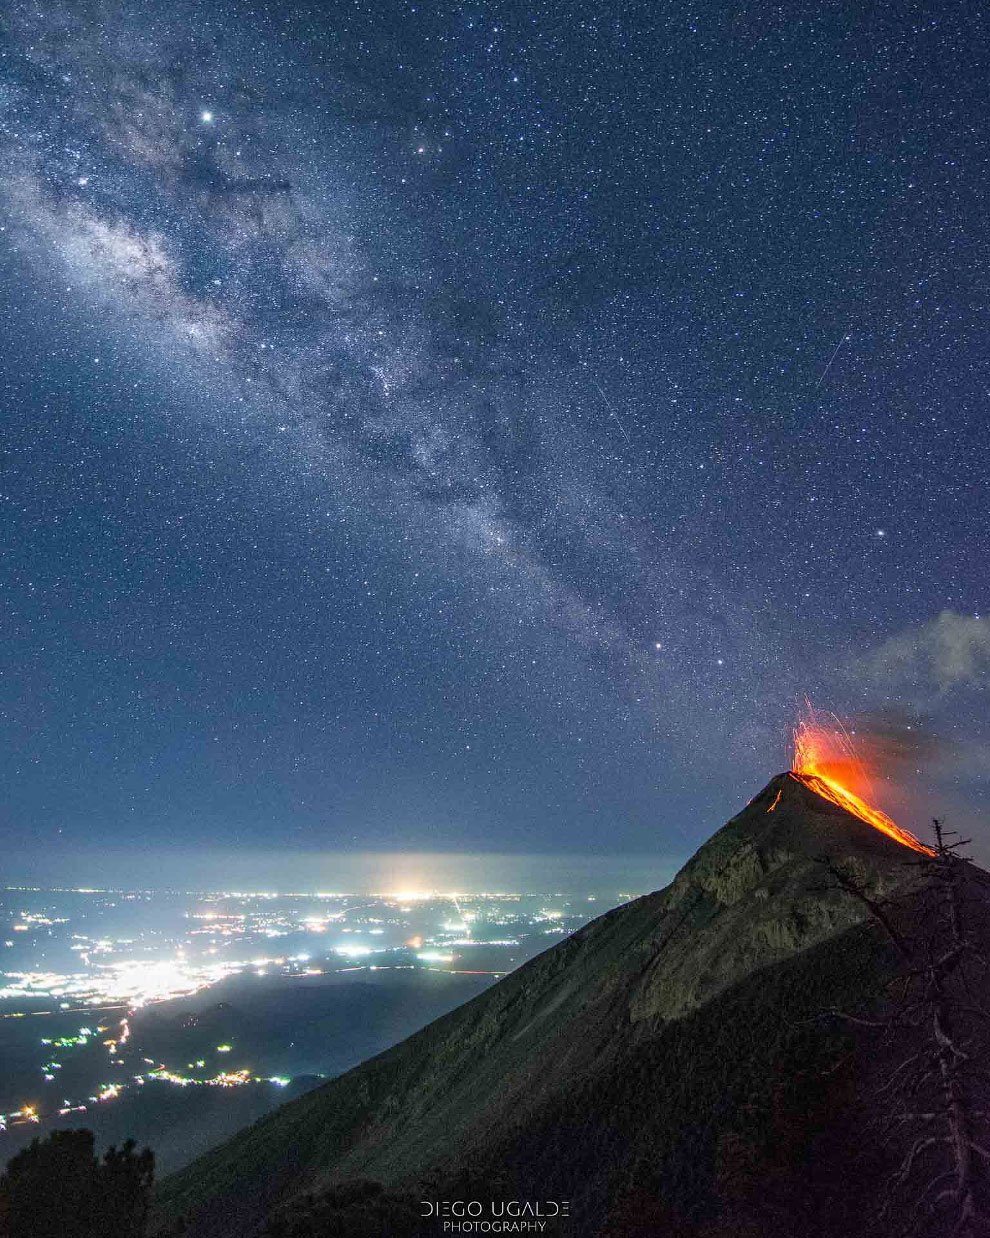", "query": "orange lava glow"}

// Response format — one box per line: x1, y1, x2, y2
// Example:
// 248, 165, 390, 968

791, 701, 934, 855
